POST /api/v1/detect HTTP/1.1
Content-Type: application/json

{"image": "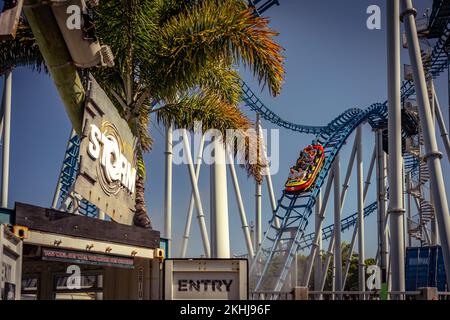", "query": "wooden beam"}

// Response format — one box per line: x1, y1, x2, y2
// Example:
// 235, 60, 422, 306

0, 0, 24, 40
14, 202, 161, 249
